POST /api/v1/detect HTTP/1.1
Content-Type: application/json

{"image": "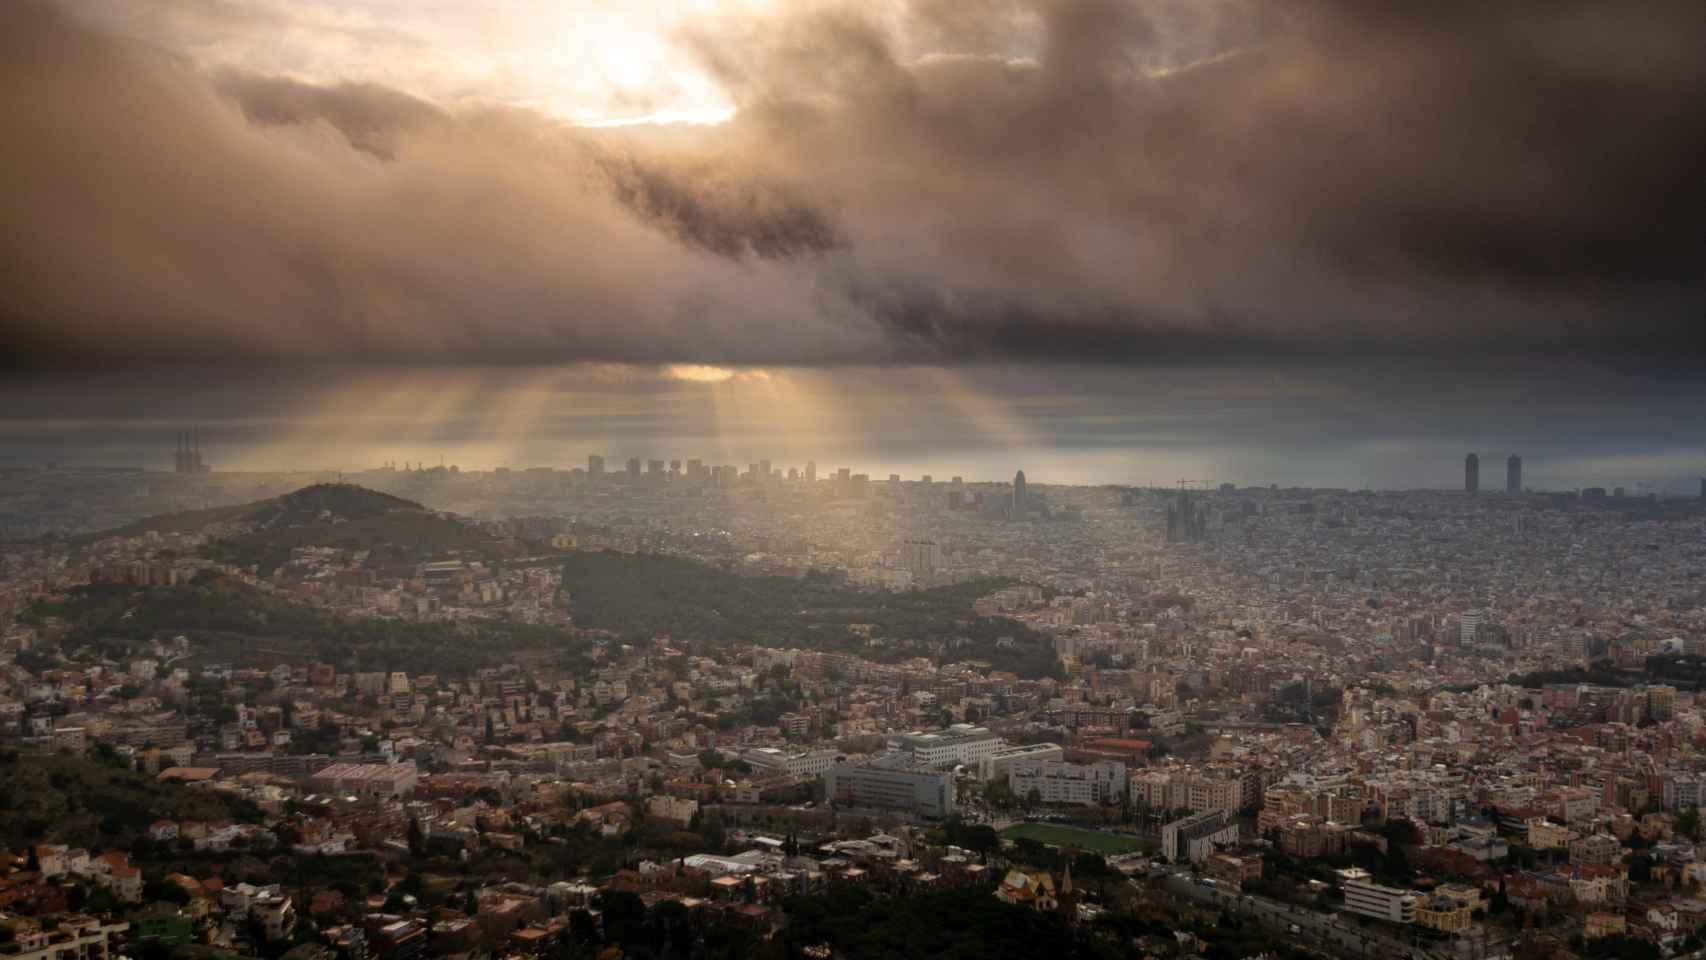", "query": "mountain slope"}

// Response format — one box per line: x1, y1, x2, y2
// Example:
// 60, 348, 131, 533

559, 551, 1061, 678
83, 483, 497, 573
29, 573, 586, 674
0, 750, 259, 848
241, 483, 424, 526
